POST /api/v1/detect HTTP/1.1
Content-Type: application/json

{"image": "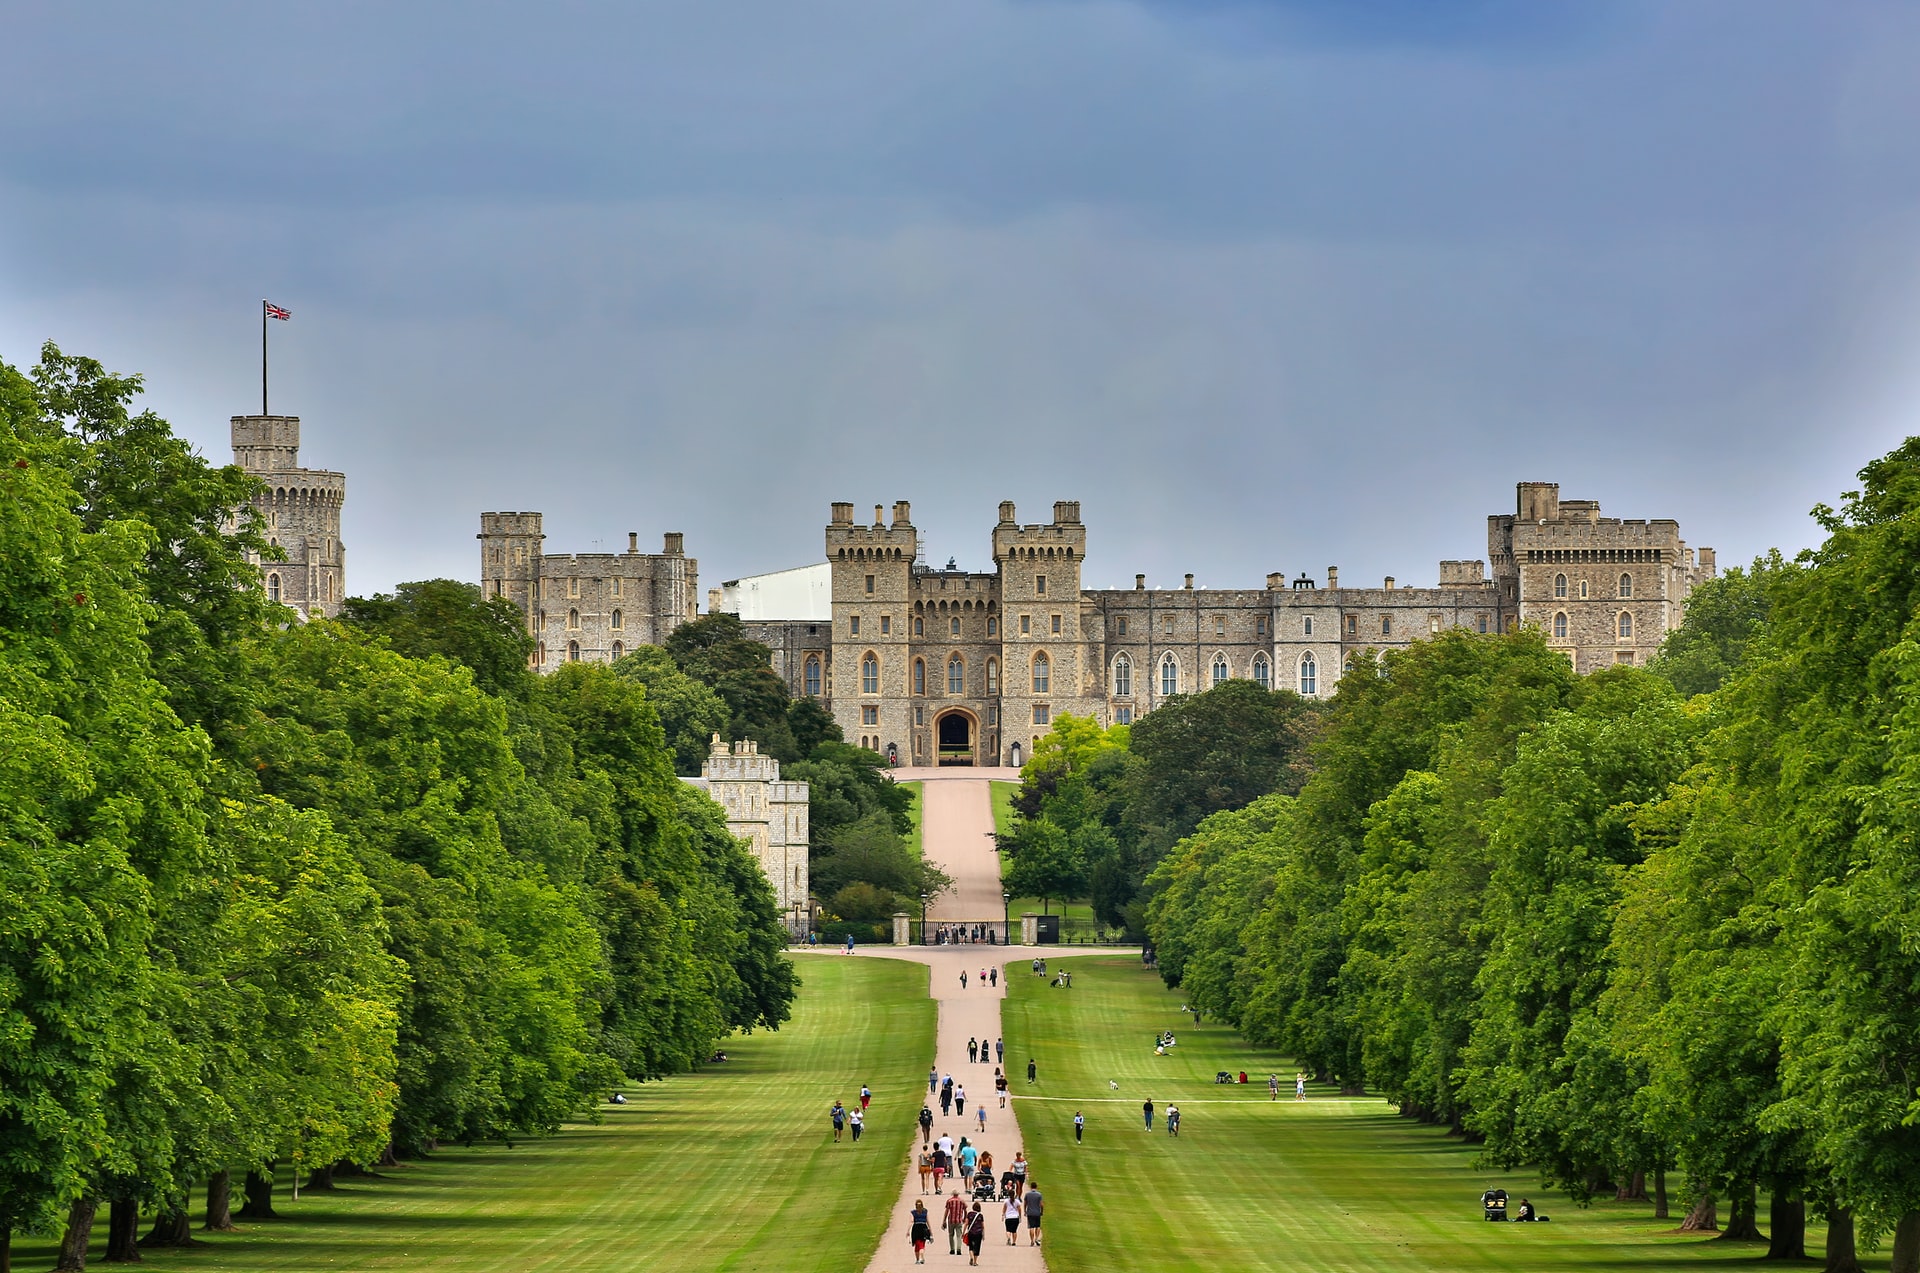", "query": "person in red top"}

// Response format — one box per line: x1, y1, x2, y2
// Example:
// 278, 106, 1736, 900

944, 1191, 968, 1256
